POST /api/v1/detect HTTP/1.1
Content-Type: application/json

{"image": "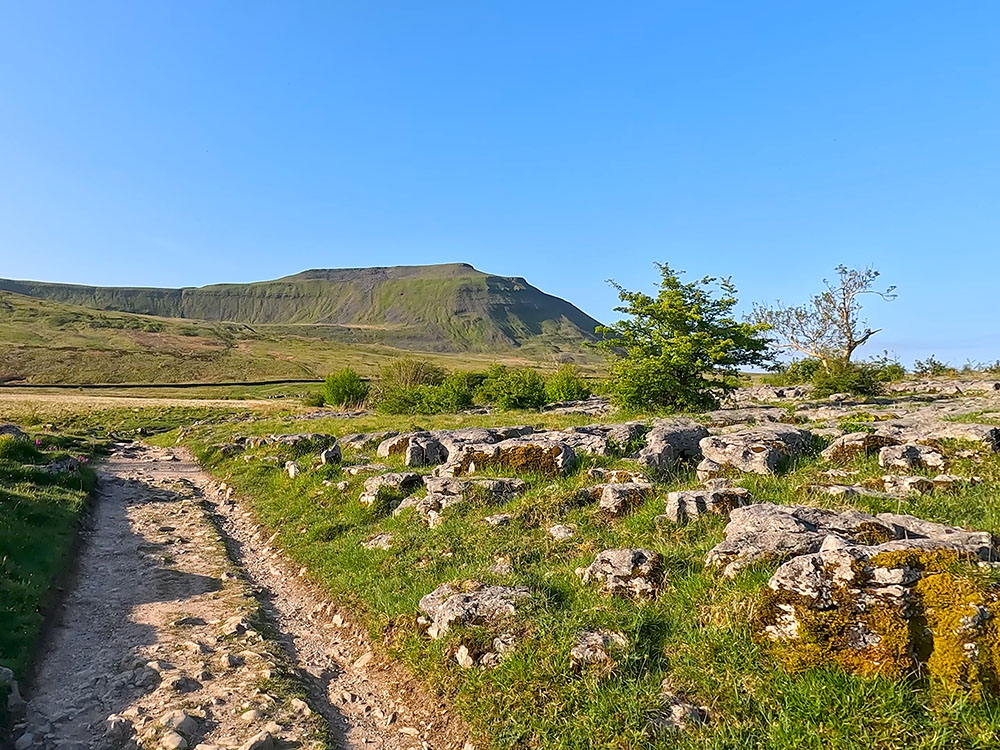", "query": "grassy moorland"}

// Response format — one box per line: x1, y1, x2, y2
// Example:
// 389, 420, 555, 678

157, 408, 1000, 750
0, 290, 602, 386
